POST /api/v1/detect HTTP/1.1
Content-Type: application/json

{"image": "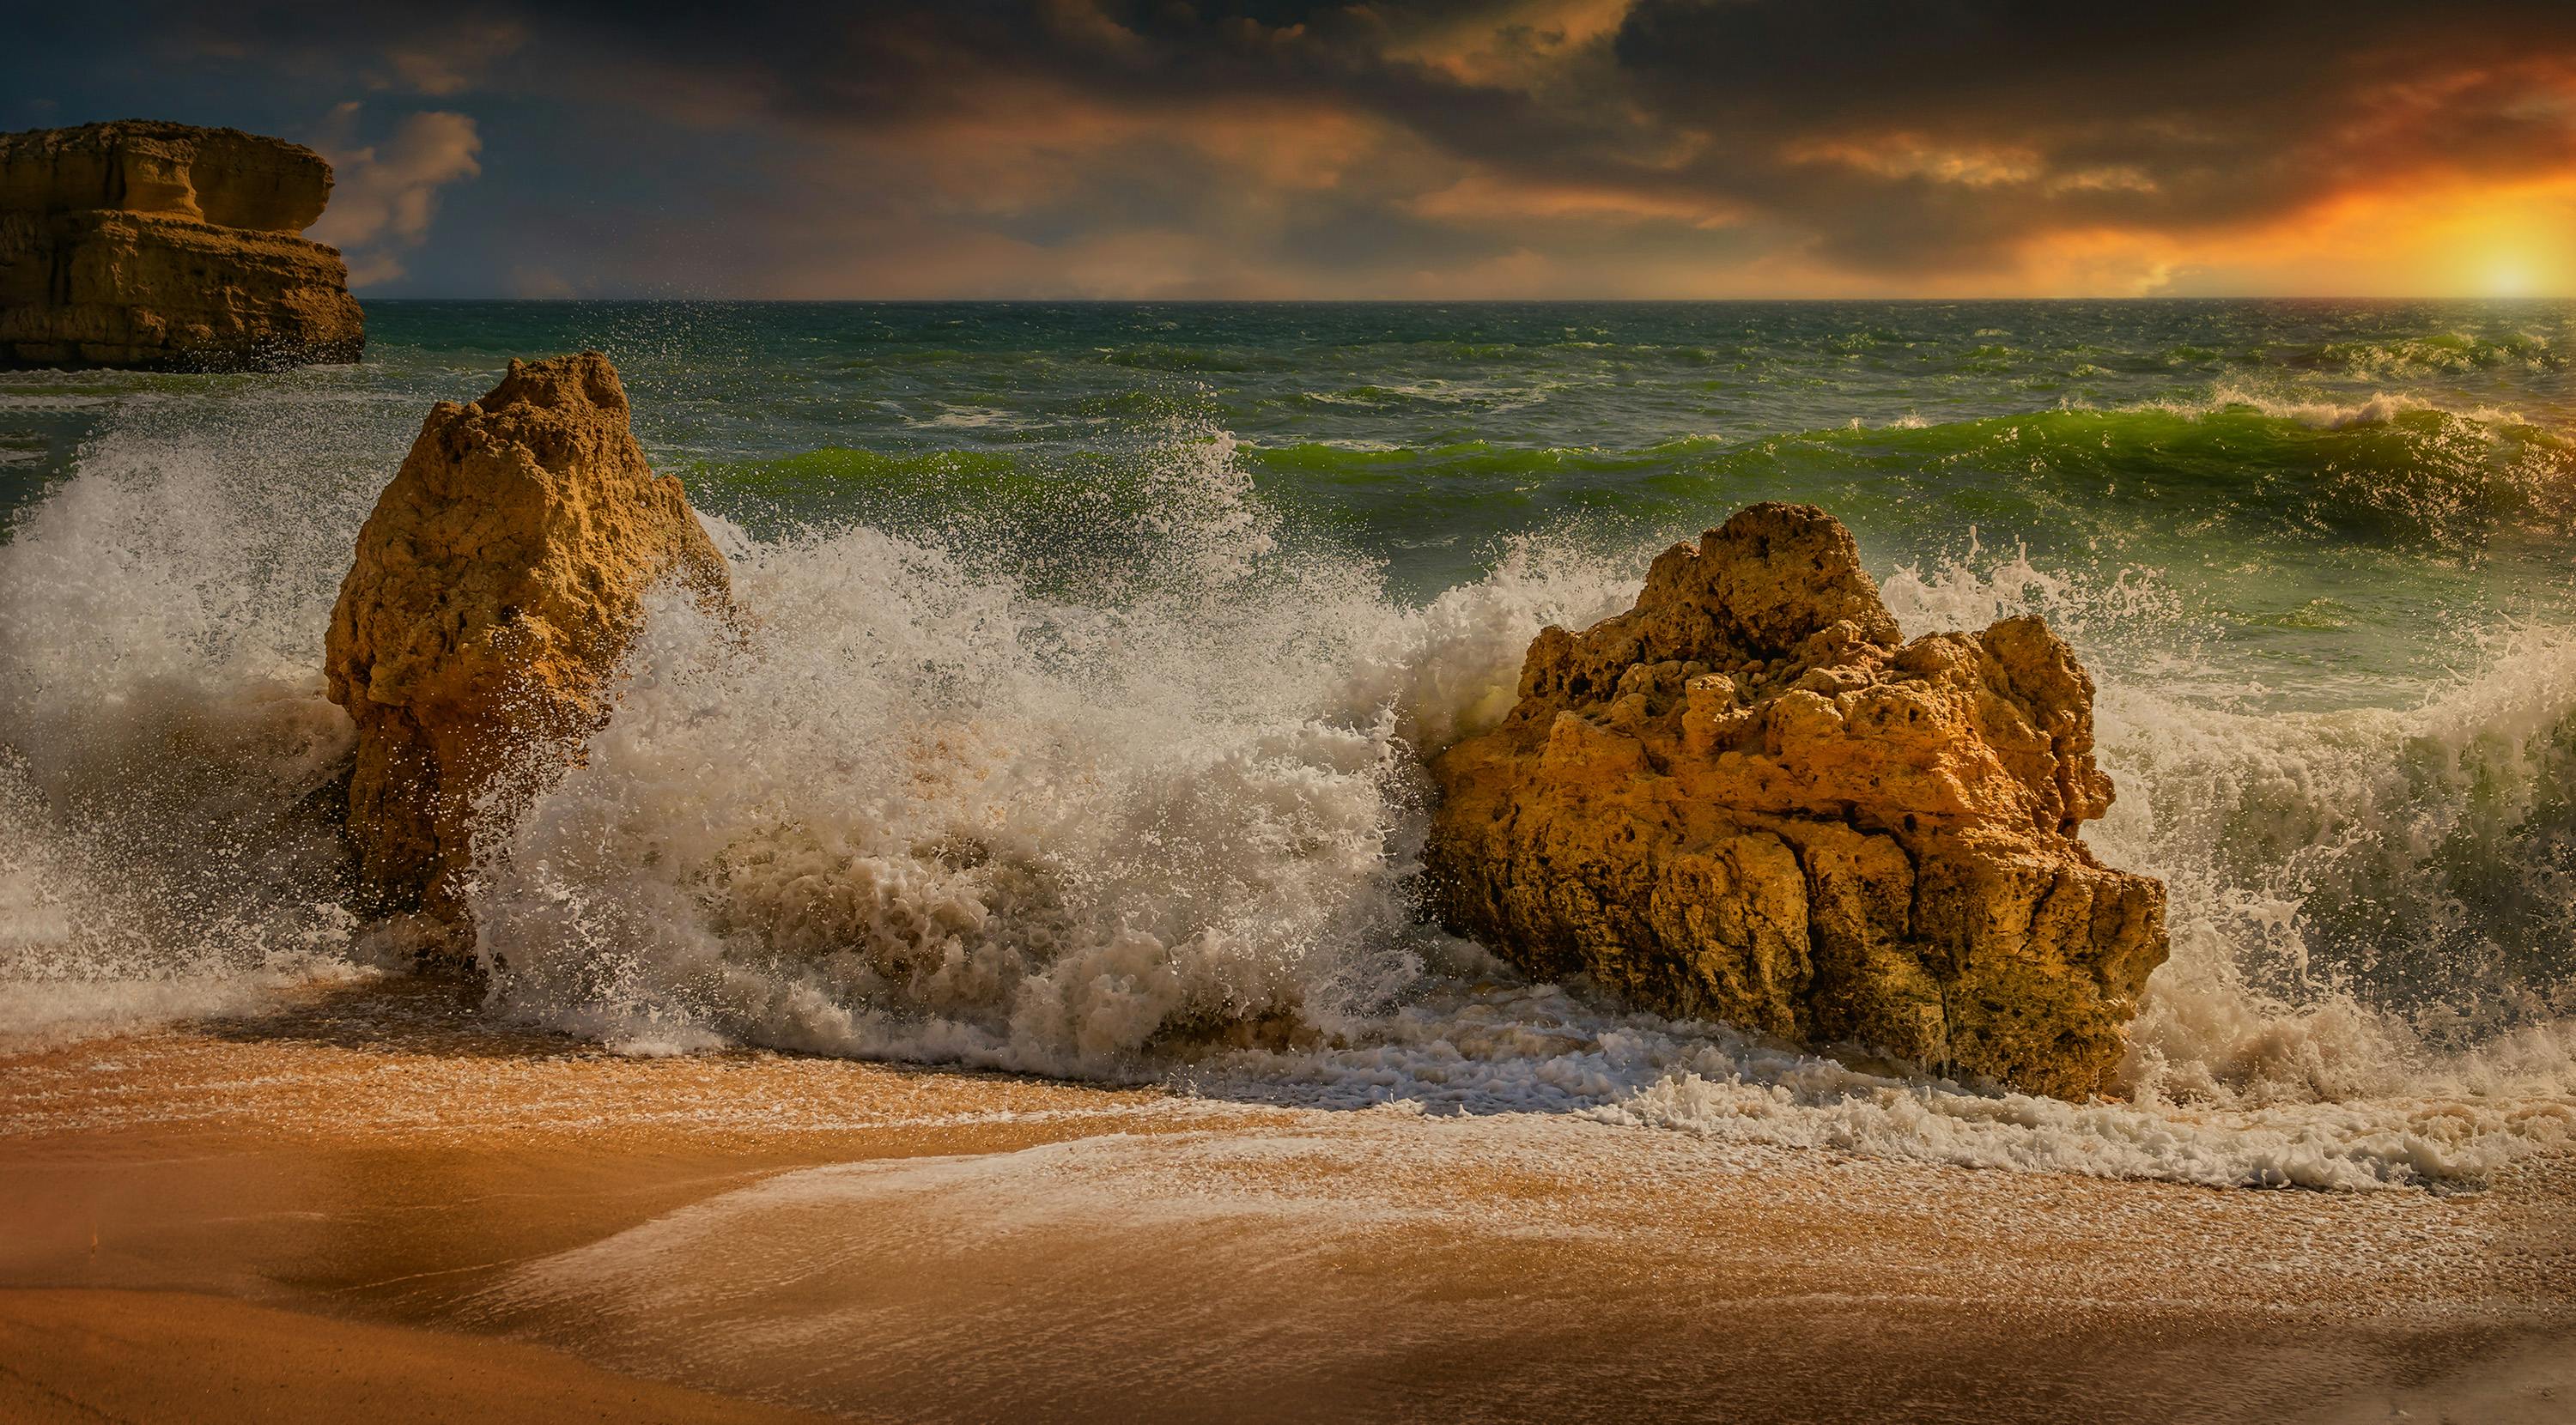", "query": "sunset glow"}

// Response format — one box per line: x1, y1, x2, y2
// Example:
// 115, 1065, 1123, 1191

9, 3, 2576, 297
